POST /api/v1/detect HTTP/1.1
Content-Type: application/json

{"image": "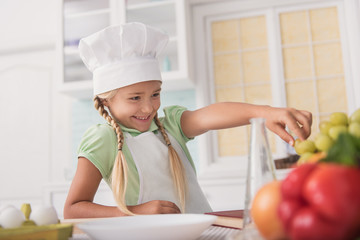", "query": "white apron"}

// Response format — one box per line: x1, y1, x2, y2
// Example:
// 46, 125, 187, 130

124, 131, 212, 213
